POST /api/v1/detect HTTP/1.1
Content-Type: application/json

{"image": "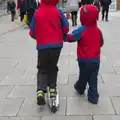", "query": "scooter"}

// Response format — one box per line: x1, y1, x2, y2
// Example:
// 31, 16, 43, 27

47, 88, 59, 113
